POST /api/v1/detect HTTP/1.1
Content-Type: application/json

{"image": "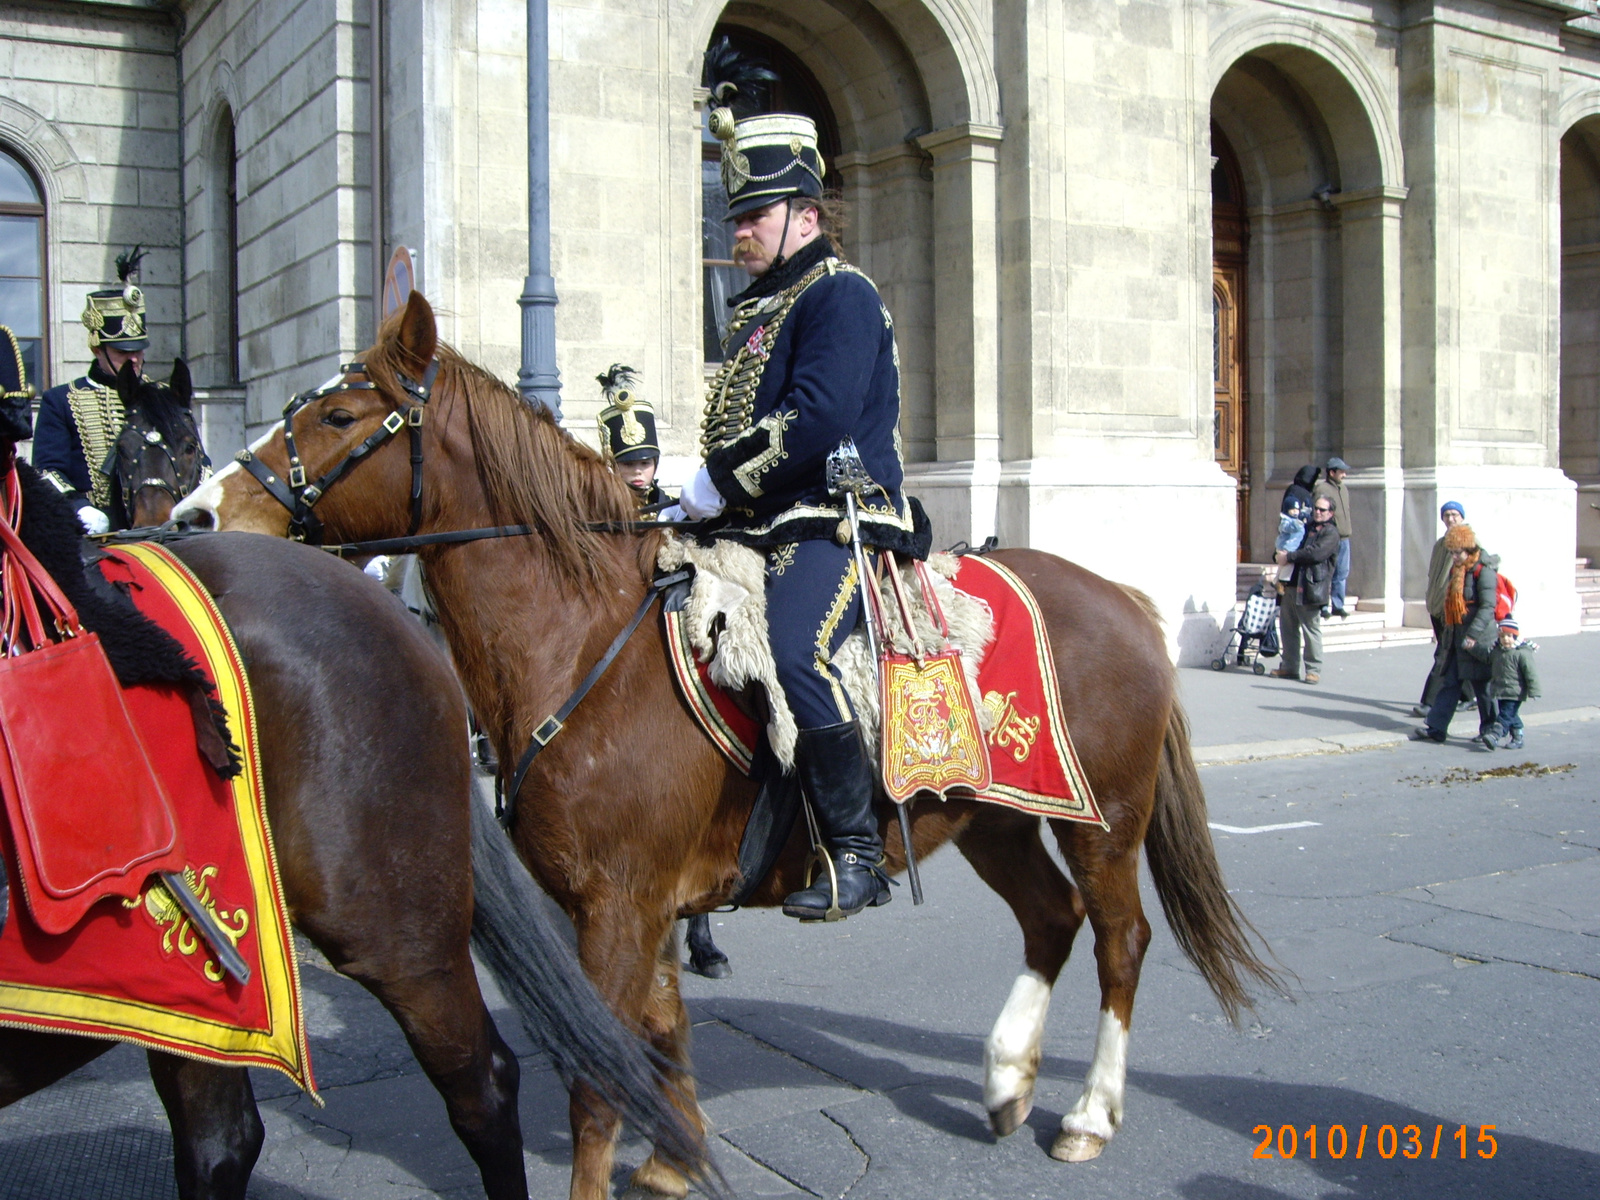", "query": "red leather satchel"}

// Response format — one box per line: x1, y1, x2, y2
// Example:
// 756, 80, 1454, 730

0, 470, 185, 935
